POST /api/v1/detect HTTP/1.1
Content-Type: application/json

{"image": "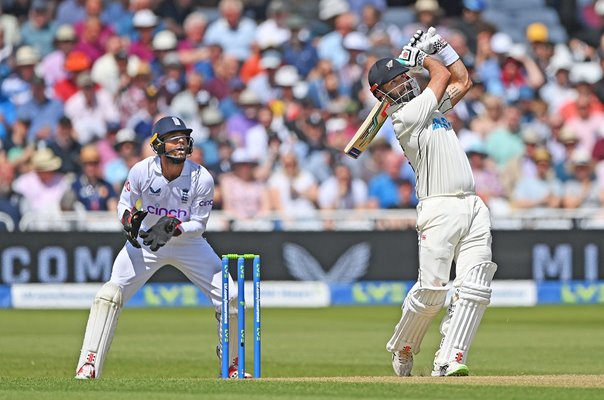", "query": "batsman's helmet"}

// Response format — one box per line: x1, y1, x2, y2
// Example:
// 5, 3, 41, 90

368, 57, 421, 104
150, 116, 194, 156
